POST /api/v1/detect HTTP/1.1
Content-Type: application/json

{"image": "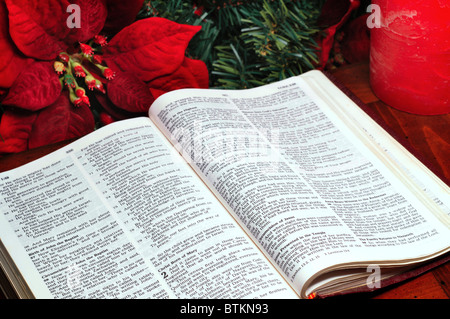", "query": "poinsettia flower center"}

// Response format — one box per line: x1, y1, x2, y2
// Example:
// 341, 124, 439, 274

52, 36, 115, 107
